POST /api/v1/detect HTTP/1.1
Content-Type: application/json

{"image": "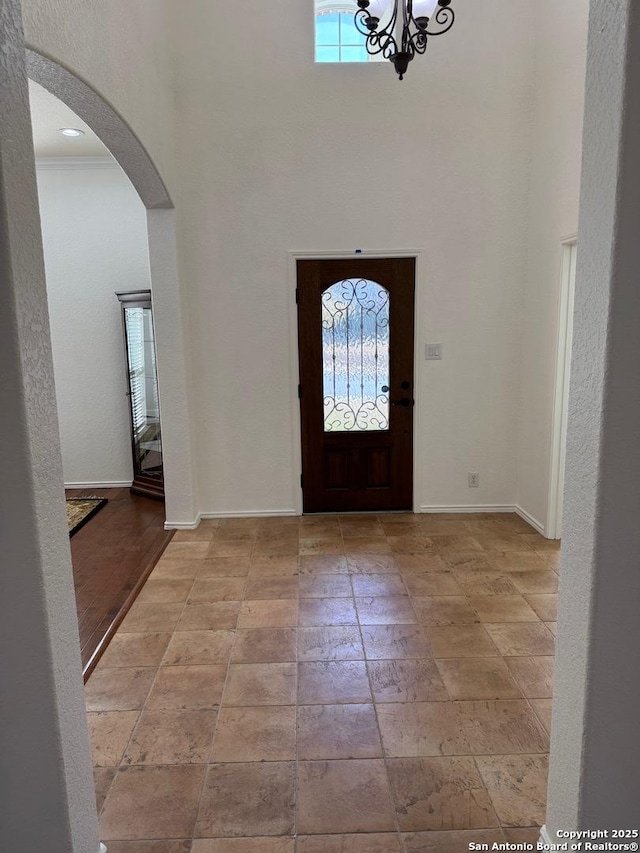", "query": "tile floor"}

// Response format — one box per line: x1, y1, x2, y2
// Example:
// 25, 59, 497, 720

88, 512, 559, 852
